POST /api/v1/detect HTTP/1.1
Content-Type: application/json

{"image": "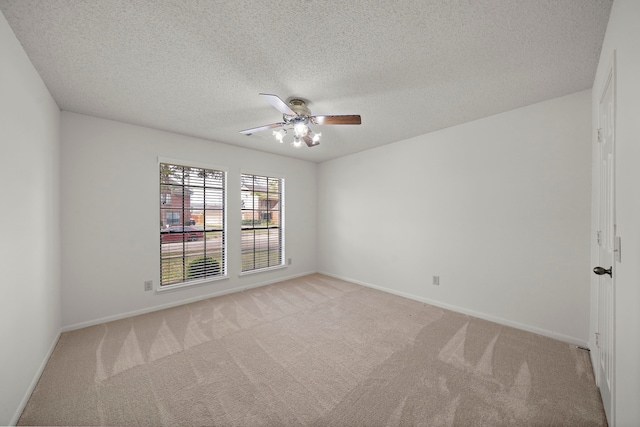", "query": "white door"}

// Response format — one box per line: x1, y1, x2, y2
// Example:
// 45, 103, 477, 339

595, 63, 615, 425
